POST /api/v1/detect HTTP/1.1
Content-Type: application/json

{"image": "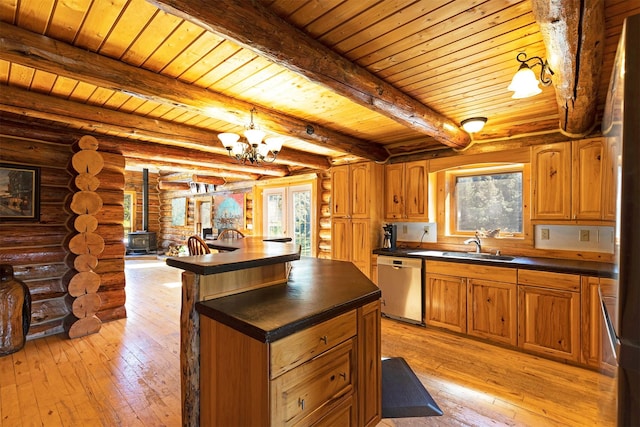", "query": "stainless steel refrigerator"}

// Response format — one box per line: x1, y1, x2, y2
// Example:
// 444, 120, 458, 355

602, 12, 640, 426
